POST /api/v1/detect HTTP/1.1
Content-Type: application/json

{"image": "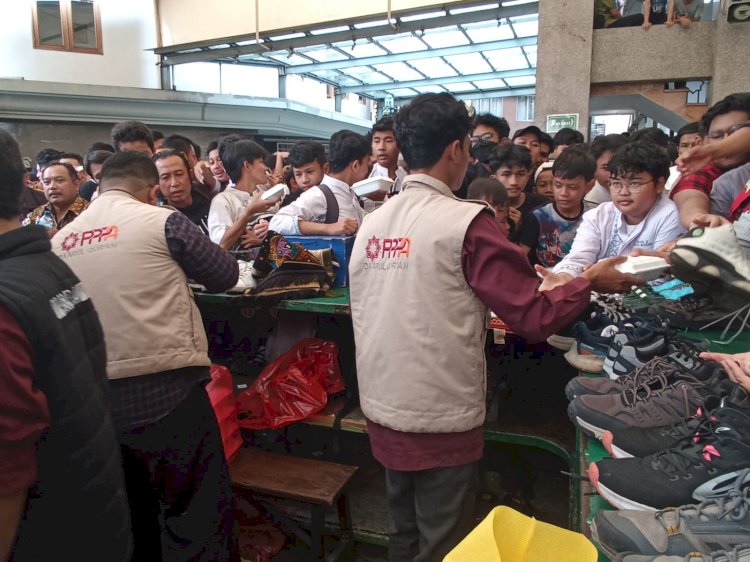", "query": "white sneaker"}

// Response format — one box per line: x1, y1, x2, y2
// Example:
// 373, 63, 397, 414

227, 260, 257, 293
670, 224, 750, 310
